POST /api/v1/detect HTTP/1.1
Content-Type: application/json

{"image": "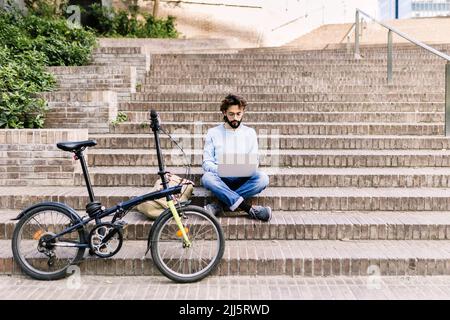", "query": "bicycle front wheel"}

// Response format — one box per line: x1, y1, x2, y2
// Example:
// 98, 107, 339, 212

150, 205, 225, 283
